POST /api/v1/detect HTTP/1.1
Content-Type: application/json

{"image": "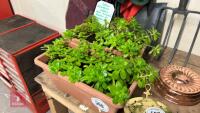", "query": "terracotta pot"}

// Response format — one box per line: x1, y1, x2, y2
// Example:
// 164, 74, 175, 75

34, 38, 138, 112
34, 53, 137, 113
